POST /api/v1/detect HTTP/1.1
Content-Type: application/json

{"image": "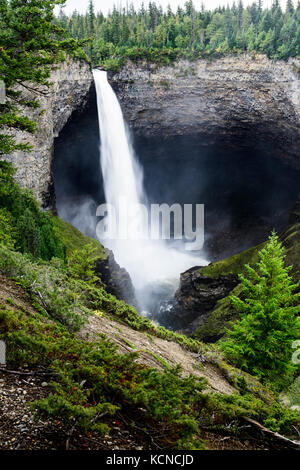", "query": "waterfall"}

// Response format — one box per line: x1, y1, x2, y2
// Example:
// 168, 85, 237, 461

93, 69, 207, 310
